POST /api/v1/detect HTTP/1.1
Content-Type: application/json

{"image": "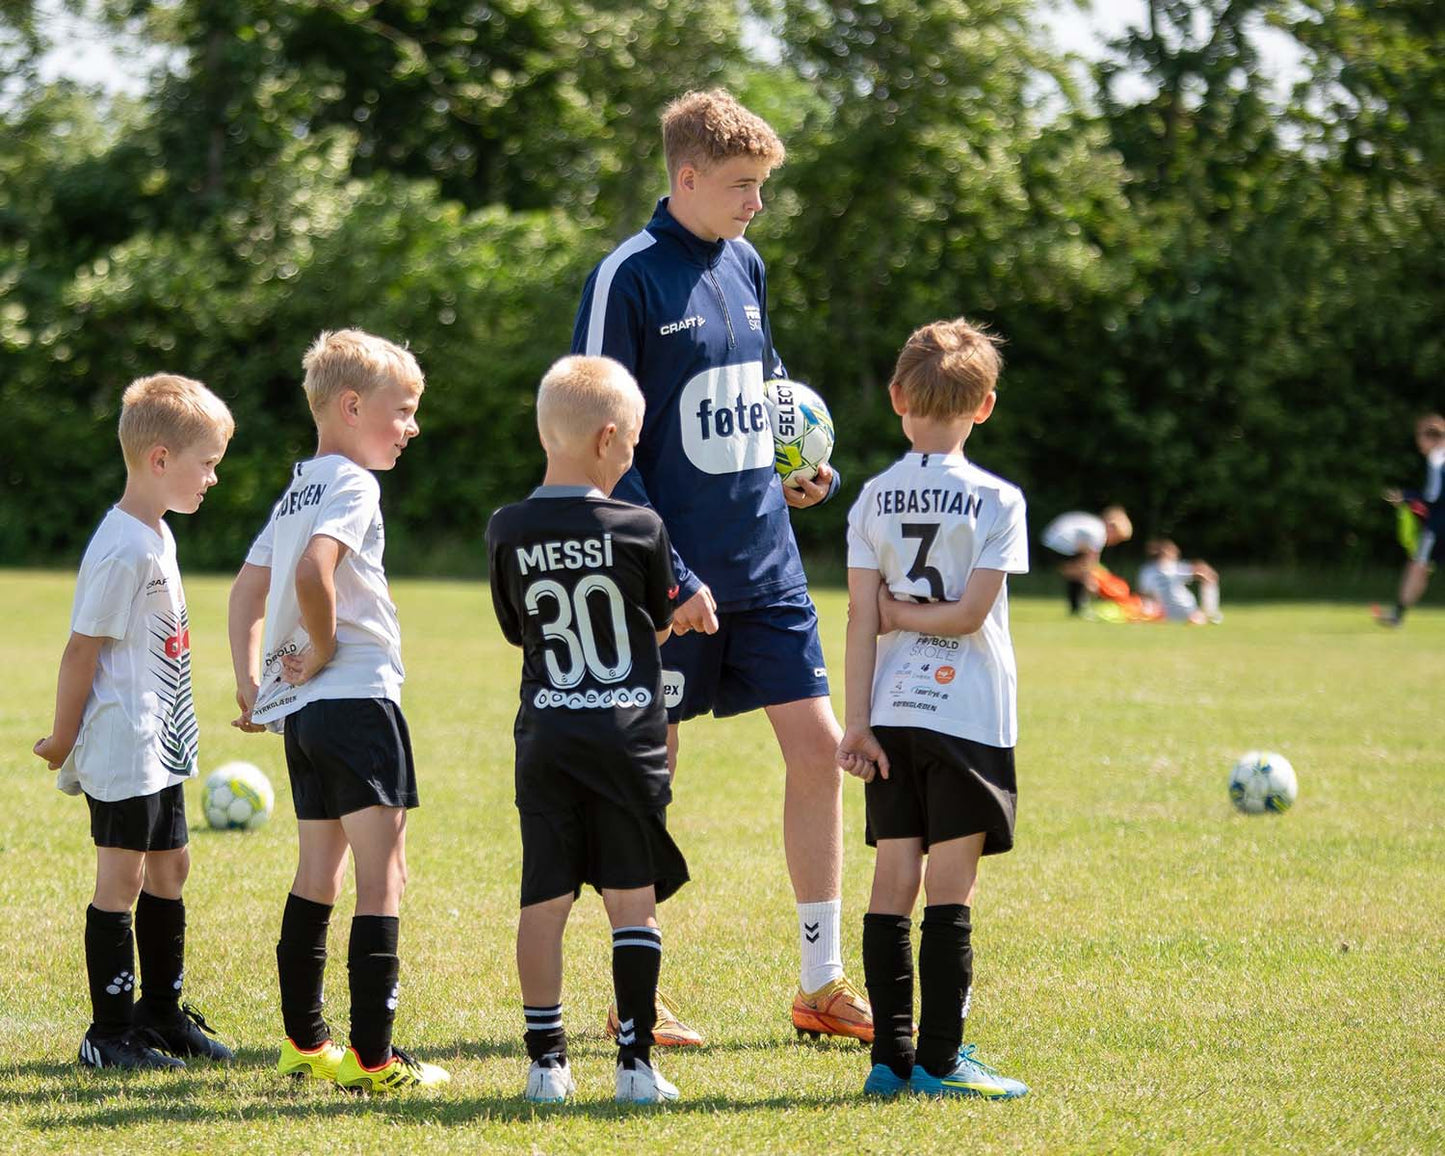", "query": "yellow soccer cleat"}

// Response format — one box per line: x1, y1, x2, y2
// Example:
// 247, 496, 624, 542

792, 974, 874, 1043
335, 1045, 451, 1093
276, 1037, 346, 1082
605, 990, 704, 1047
